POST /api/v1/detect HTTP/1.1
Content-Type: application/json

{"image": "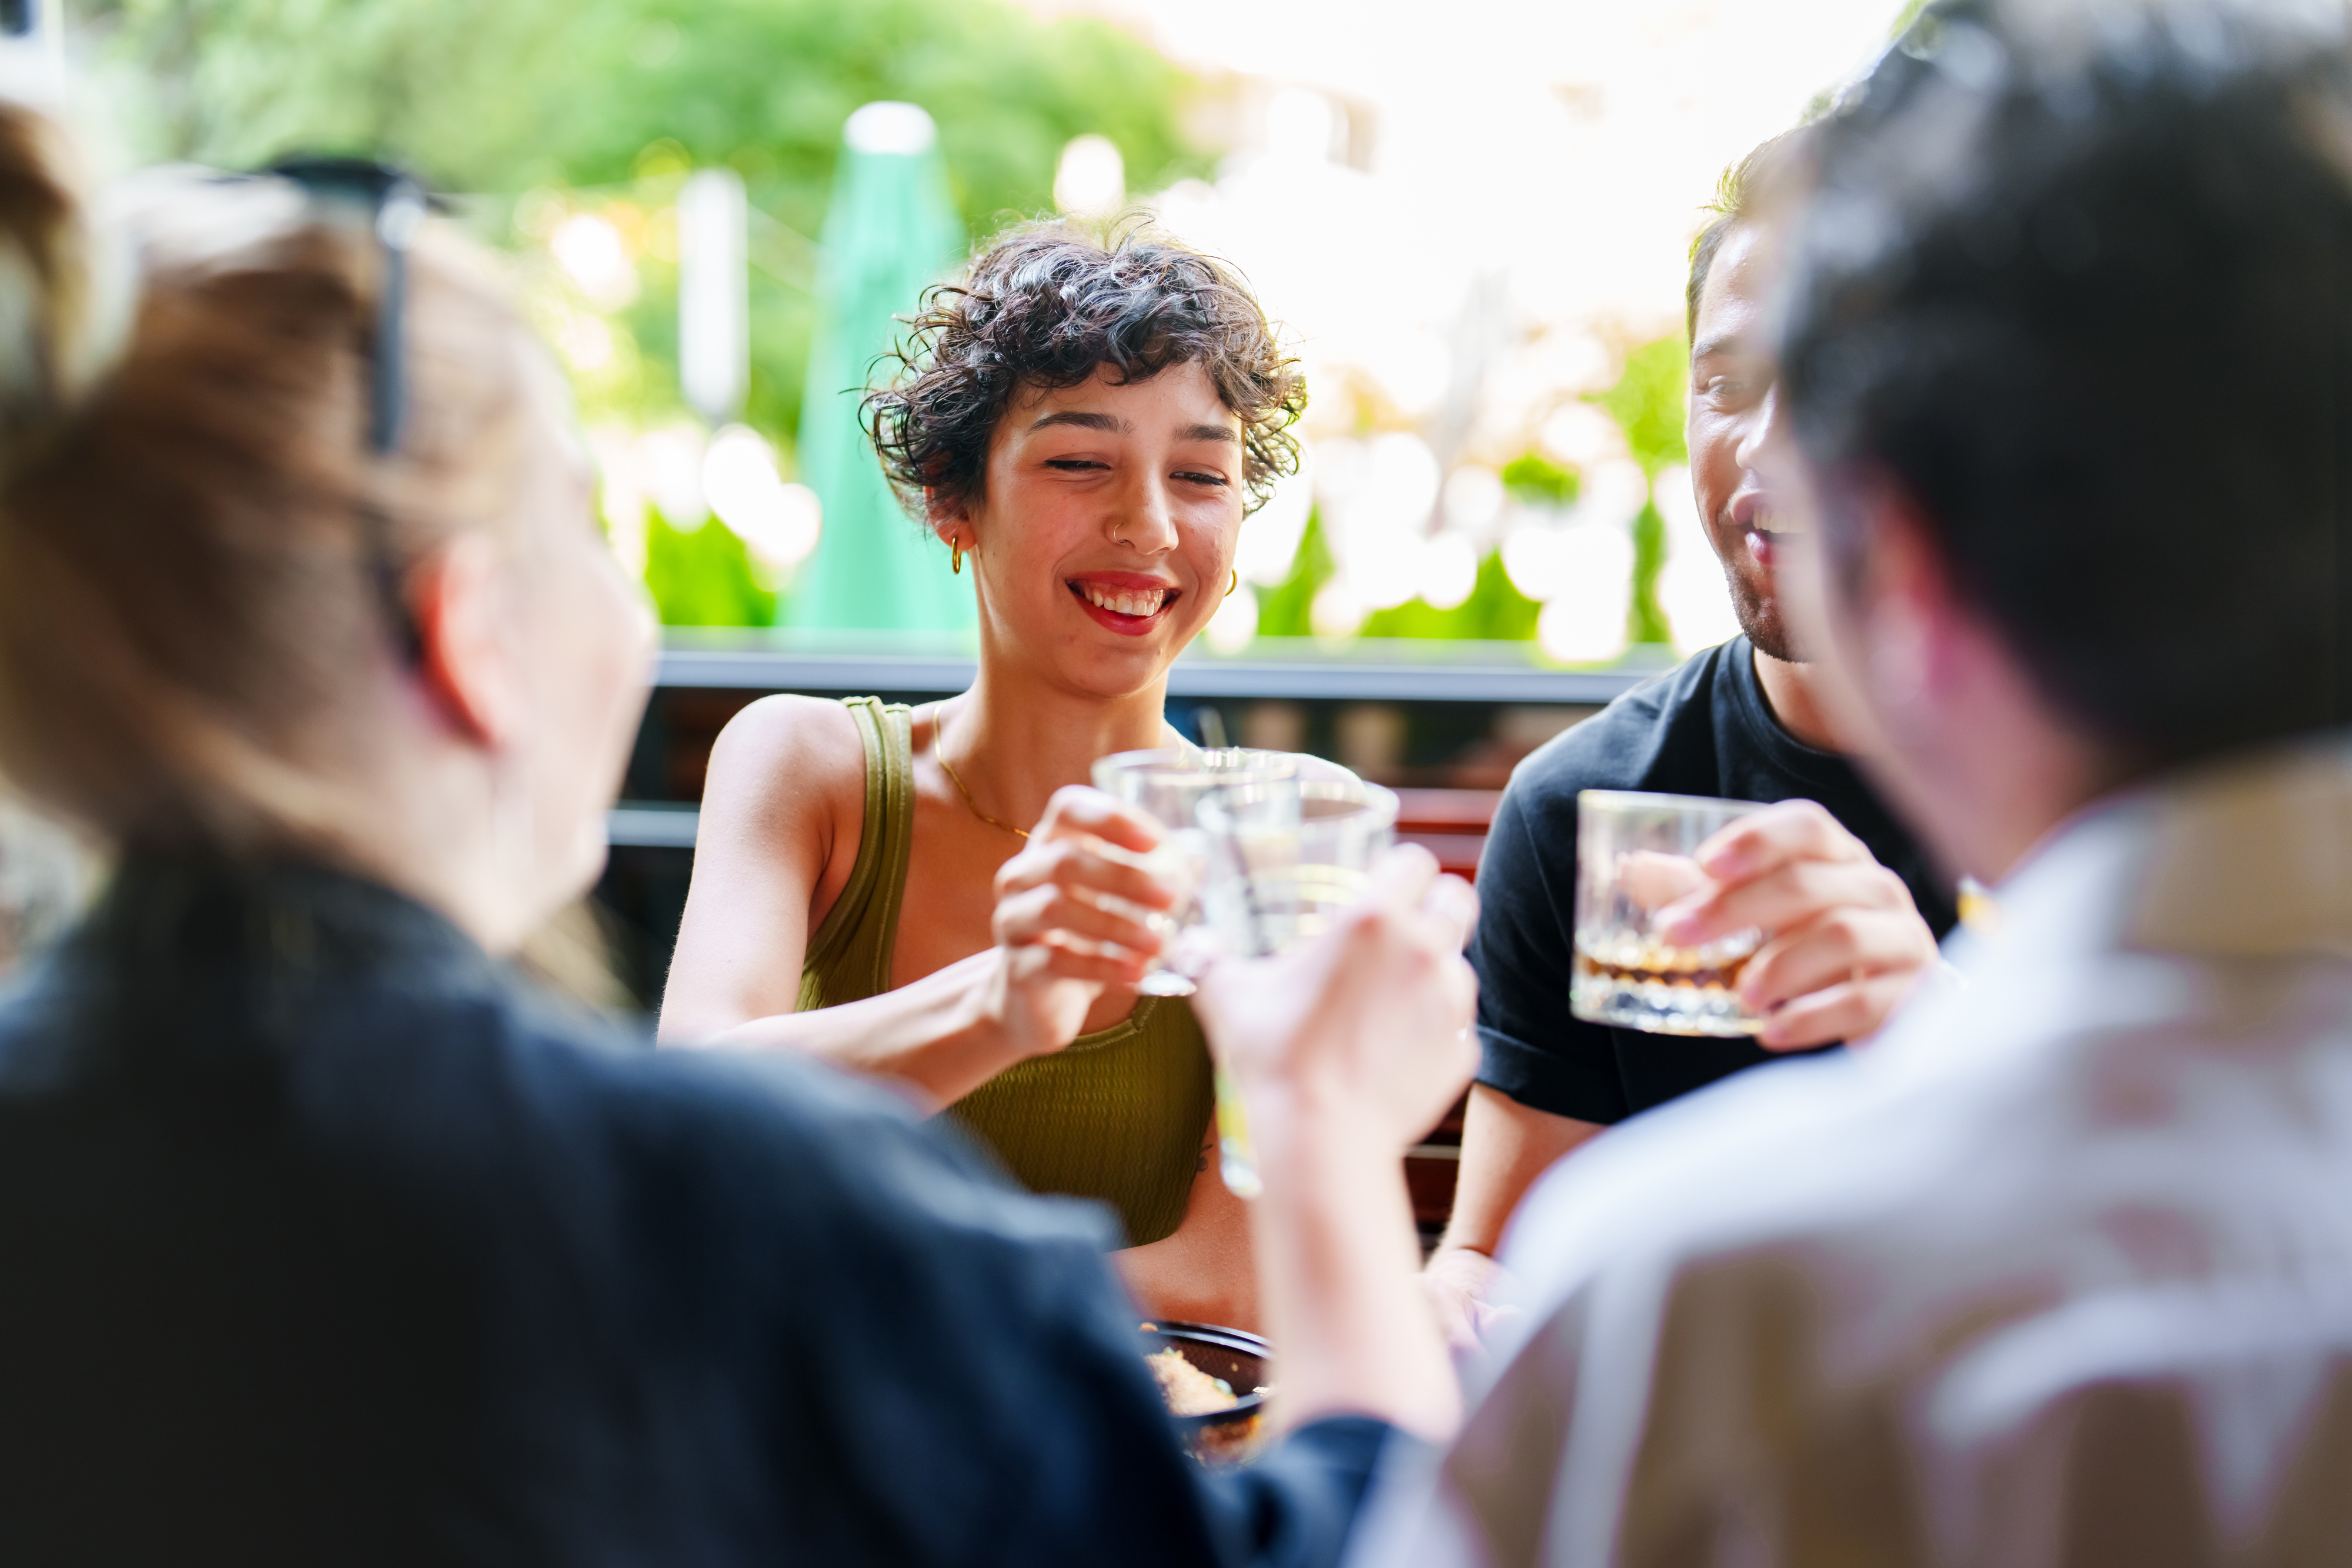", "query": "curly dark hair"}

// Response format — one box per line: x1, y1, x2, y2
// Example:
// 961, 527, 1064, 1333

863, 219, 1305, 518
